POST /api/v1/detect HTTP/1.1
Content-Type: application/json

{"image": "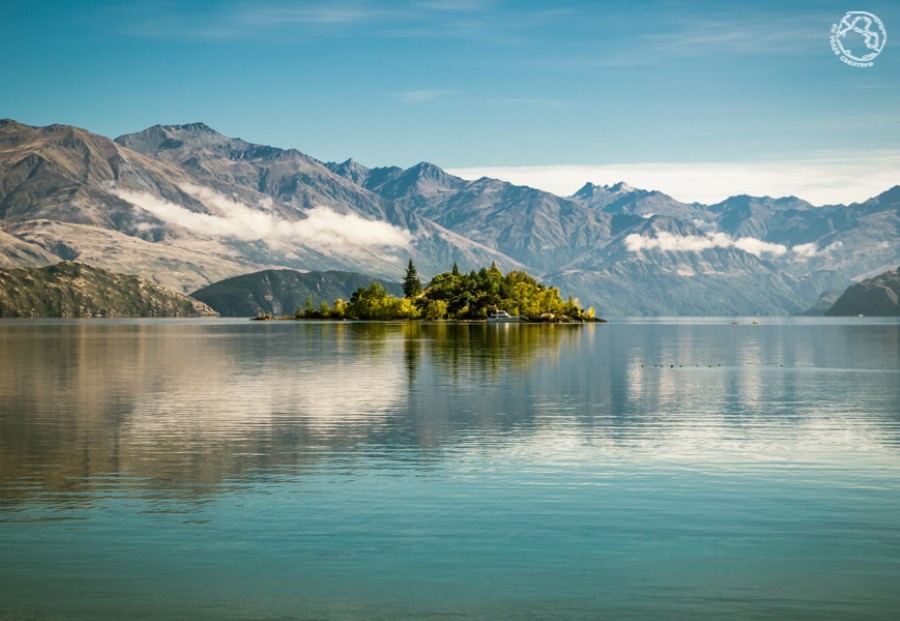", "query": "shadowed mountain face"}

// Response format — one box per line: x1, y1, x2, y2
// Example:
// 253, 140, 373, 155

0, 262, 217, 318
1, 119, 897, 316
191, 269, 403, 317
826, 266, 900, 316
